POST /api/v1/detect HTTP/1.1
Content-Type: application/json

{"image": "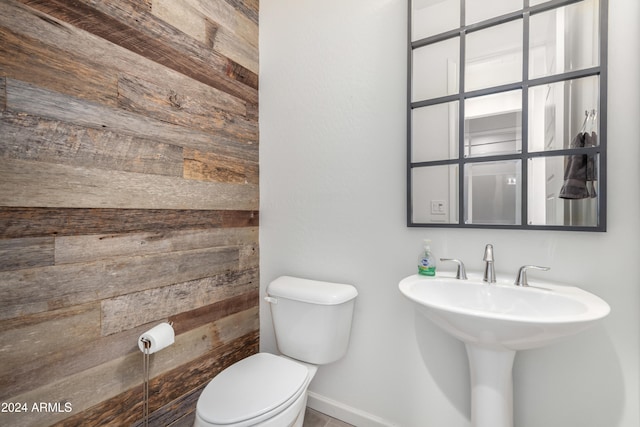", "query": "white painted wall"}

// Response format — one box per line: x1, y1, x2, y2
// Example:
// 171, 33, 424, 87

259, 1, 640, 426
